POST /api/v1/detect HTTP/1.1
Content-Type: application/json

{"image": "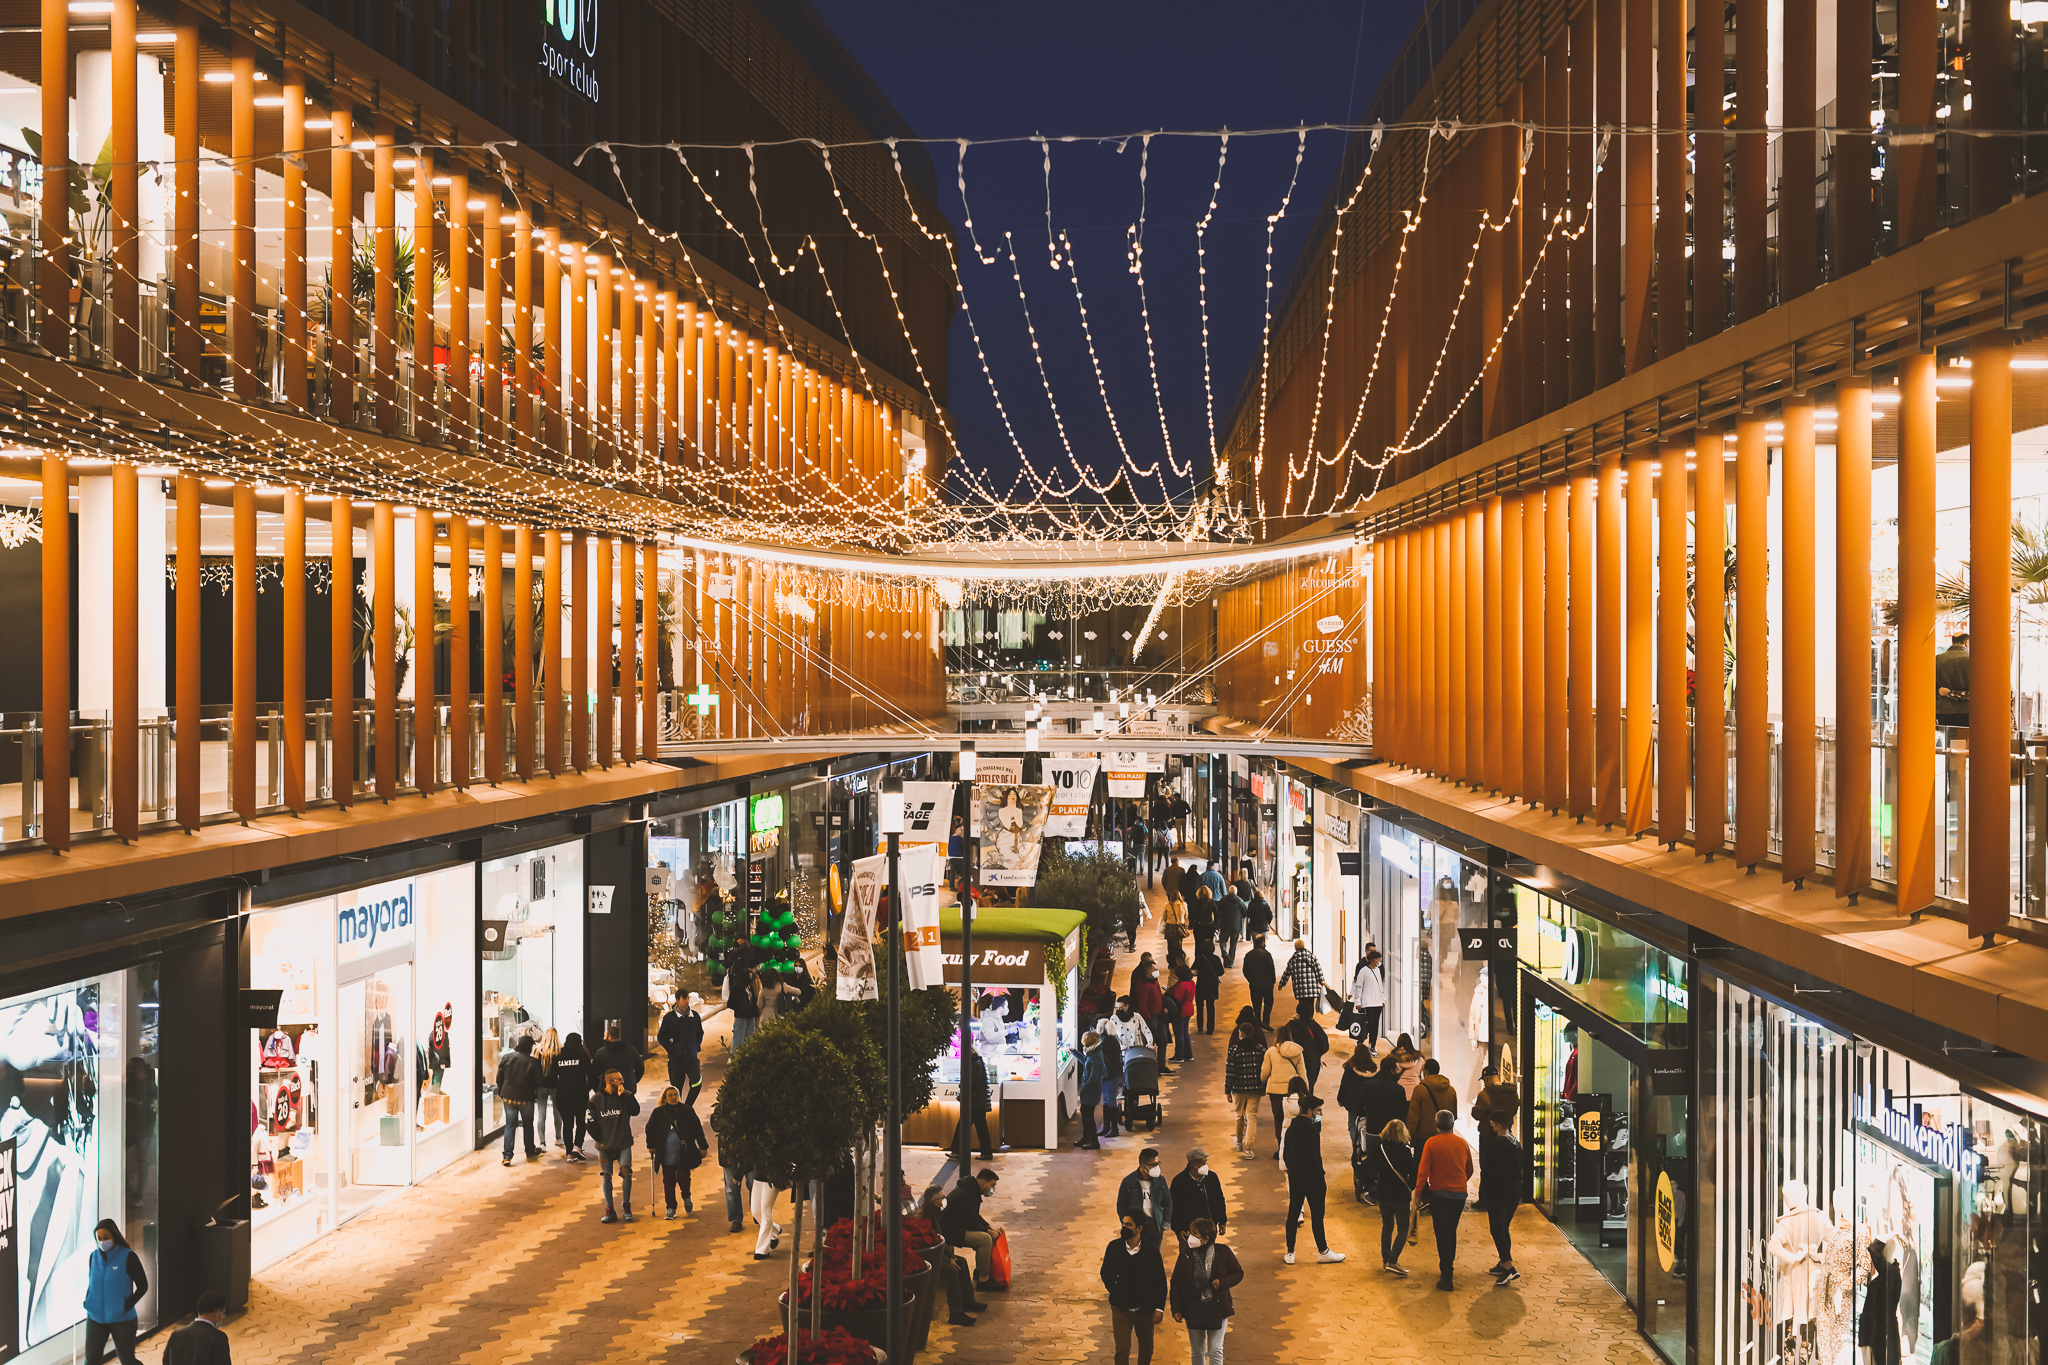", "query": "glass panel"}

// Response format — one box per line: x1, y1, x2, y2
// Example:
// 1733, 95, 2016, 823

250, 899, 337, 1266
1643, 1078, 1692, 1361
342, 970, 411, 1198
480, 841, 585, 1133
